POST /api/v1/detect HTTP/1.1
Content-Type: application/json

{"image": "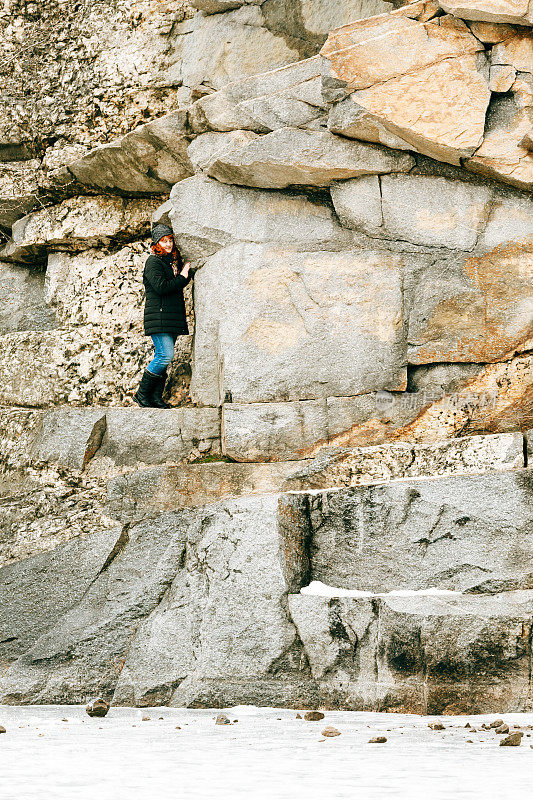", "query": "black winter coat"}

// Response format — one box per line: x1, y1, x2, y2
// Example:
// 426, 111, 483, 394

143, 251, 191, 336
